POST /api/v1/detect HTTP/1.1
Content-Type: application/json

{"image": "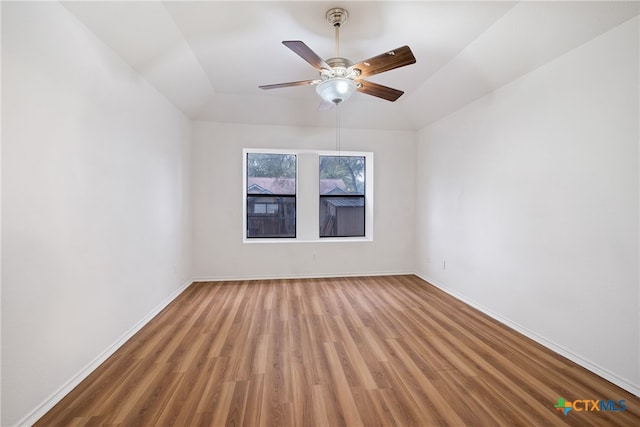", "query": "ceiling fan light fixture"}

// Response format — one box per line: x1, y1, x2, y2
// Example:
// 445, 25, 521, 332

259, 7, 416, 104
316, 78, 356, 104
